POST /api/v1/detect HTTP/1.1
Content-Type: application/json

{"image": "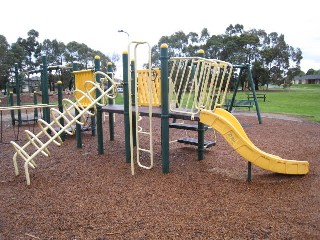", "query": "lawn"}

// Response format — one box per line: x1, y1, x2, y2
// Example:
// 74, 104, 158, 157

105, 84, 320, 122
230, 84, 320, 122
